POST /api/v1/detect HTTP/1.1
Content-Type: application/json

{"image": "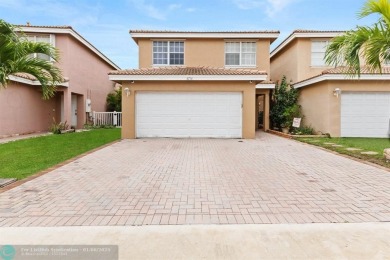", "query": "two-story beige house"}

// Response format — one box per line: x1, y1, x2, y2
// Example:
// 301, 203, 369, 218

271, 30, 390, 138
0, 24, 119, 137
110, 30, 279, 139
